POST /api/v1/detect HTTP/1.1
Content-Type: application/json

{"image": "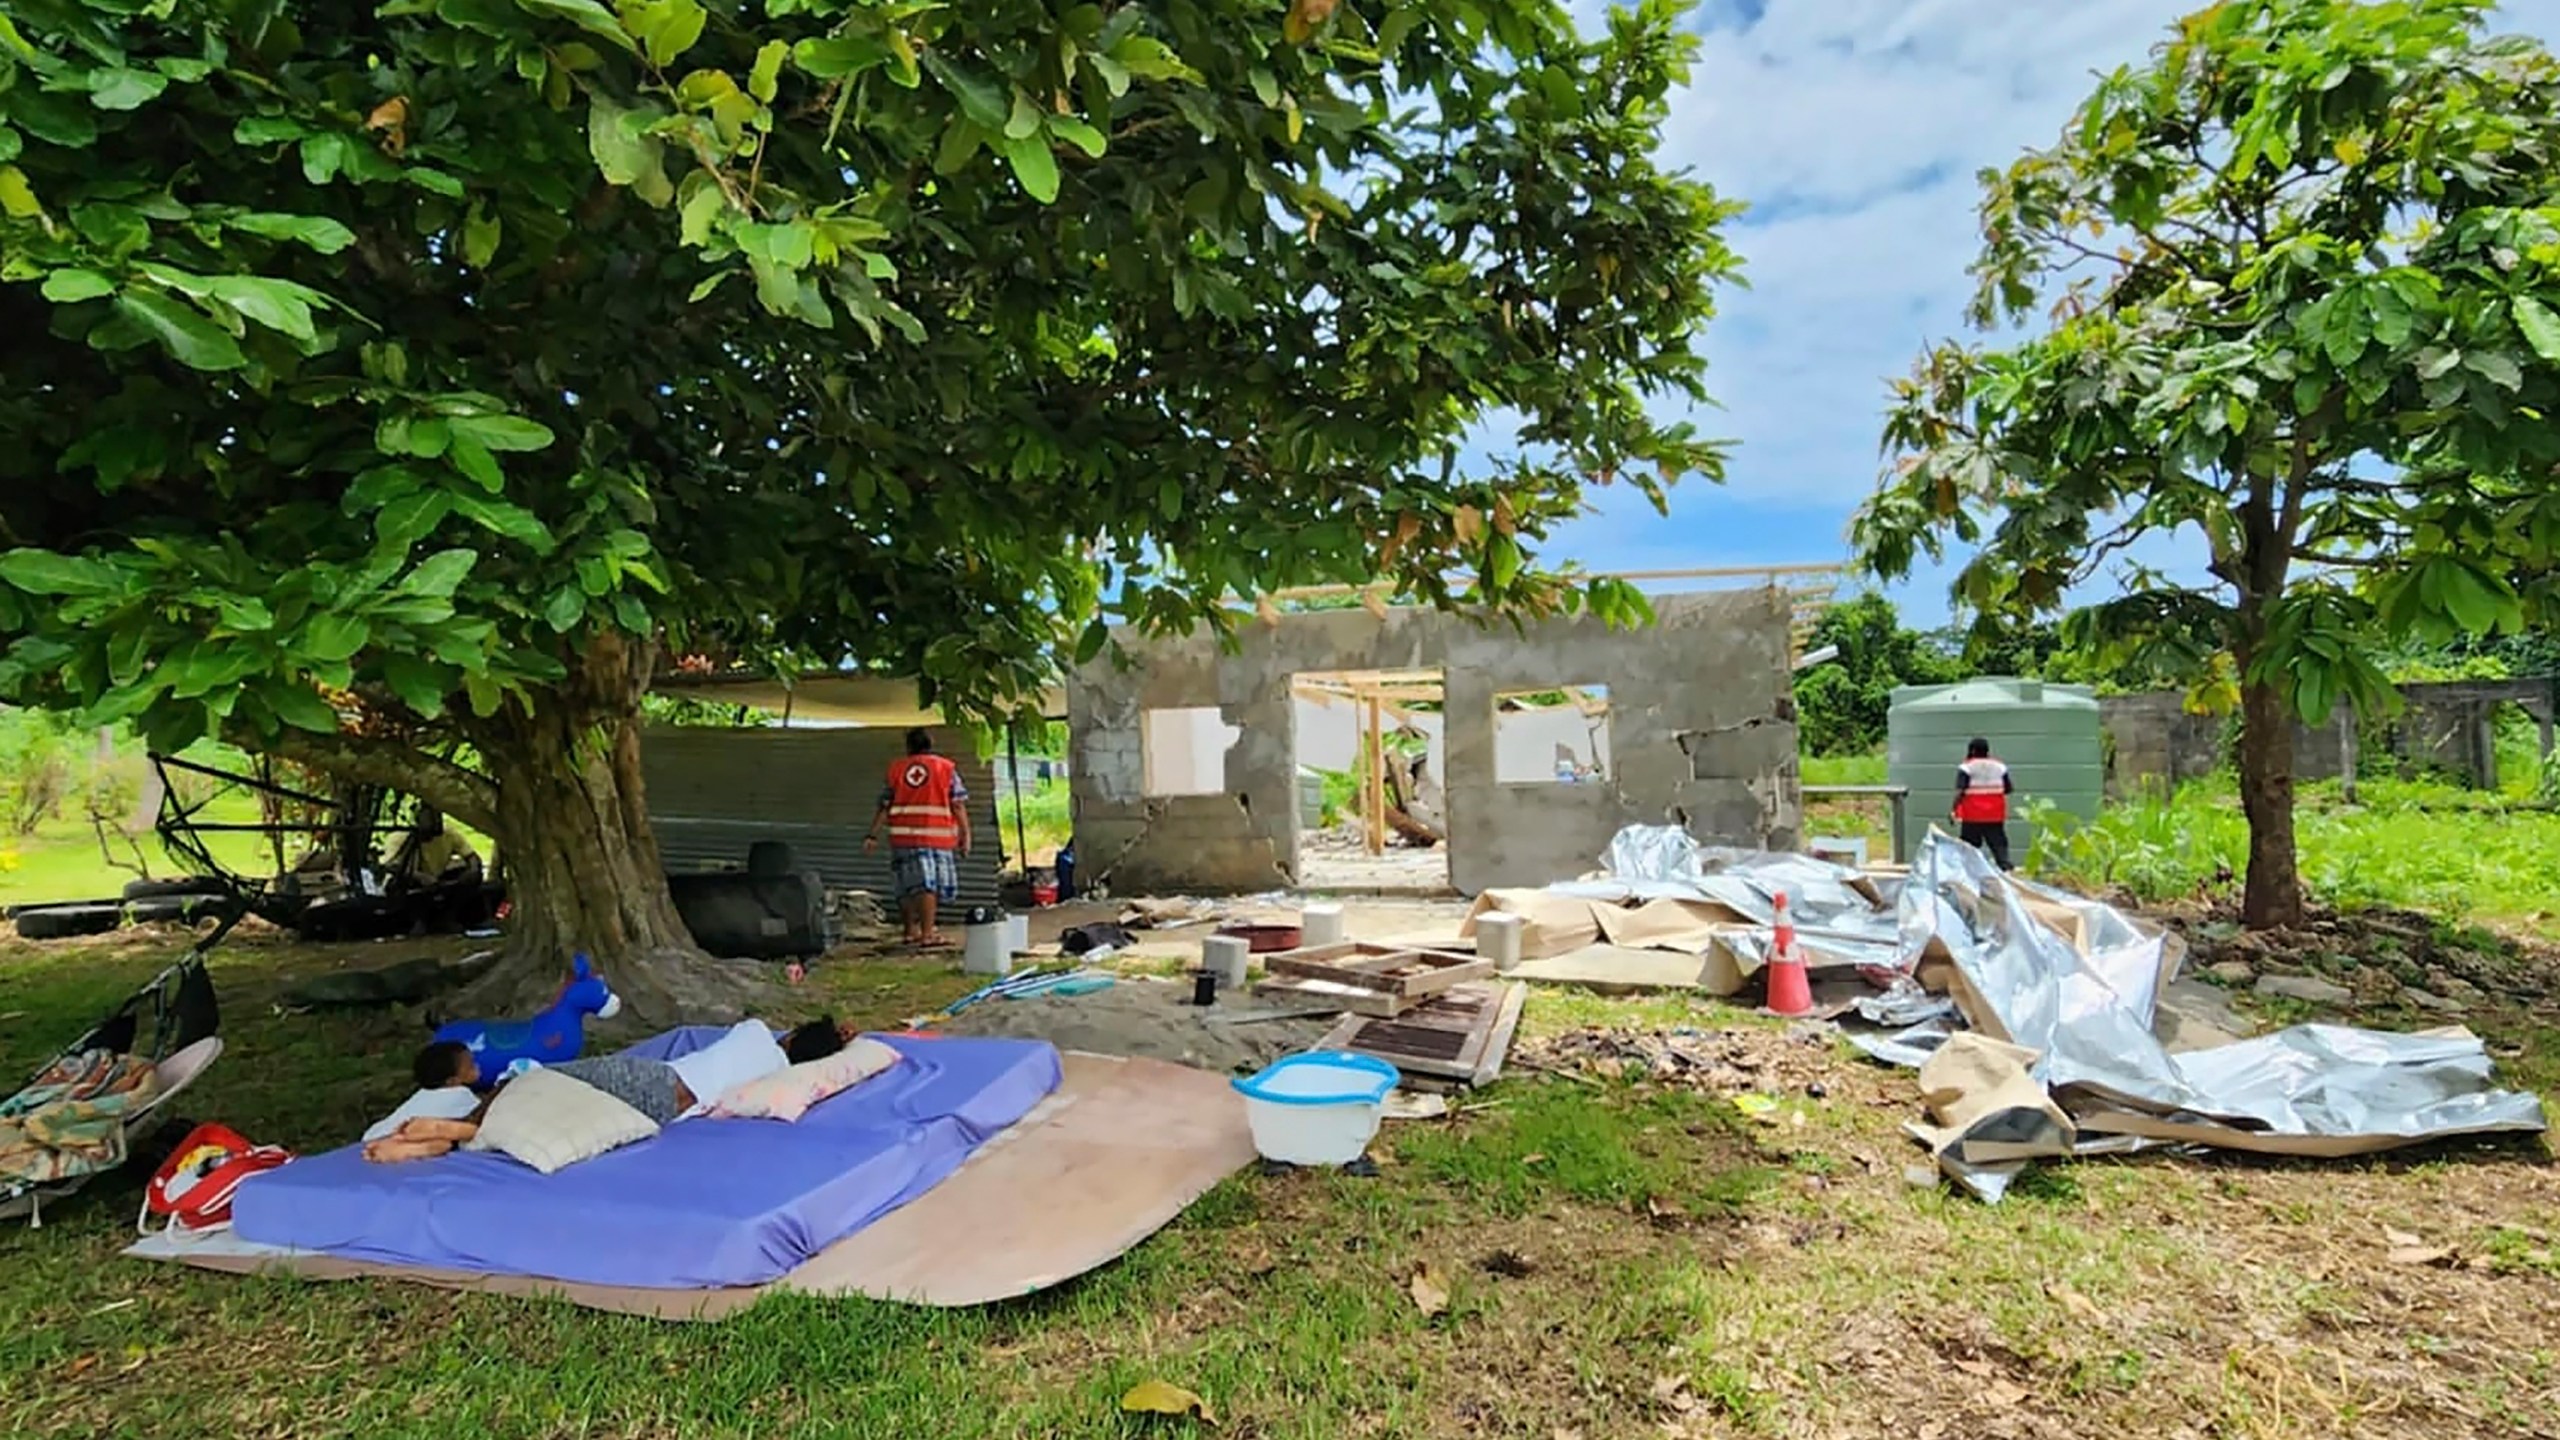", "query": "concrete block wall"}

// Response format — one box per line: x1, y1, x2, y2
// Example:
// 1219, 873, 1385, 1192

1067, 589, 1801, 896
2098, 677, 2556, 795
